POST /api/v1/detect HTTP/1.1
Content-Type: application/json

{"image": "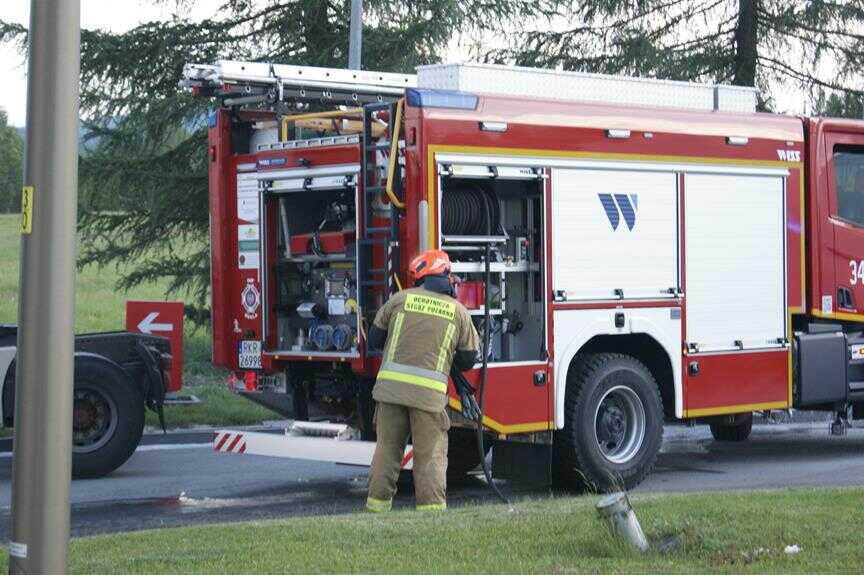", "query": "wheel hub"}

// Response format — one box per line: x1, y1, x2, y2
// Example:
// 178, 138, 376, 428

593, 385, 647, 464
72, 387, 117, 453
73, 401, 98, 430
